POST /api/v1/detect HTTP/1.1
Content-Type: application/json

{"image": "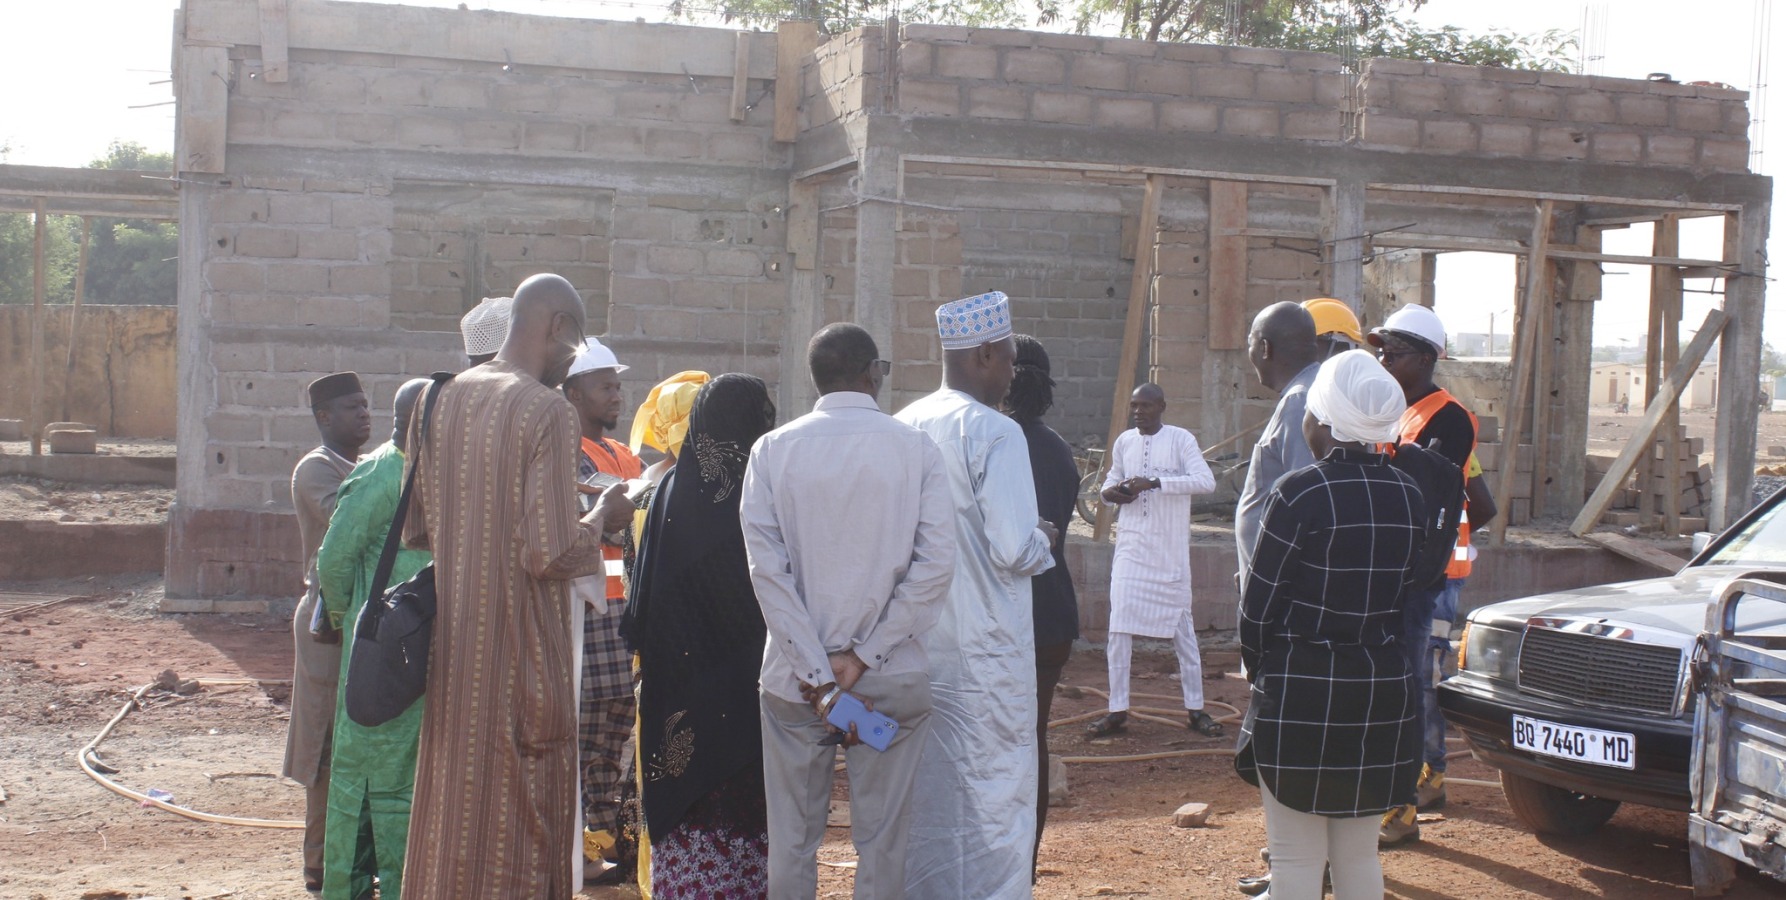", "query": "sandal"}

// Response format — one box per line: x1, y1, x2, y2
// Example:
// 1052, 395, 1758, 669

1085, 711, 1128, 737
1188, 709, 1225, 737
